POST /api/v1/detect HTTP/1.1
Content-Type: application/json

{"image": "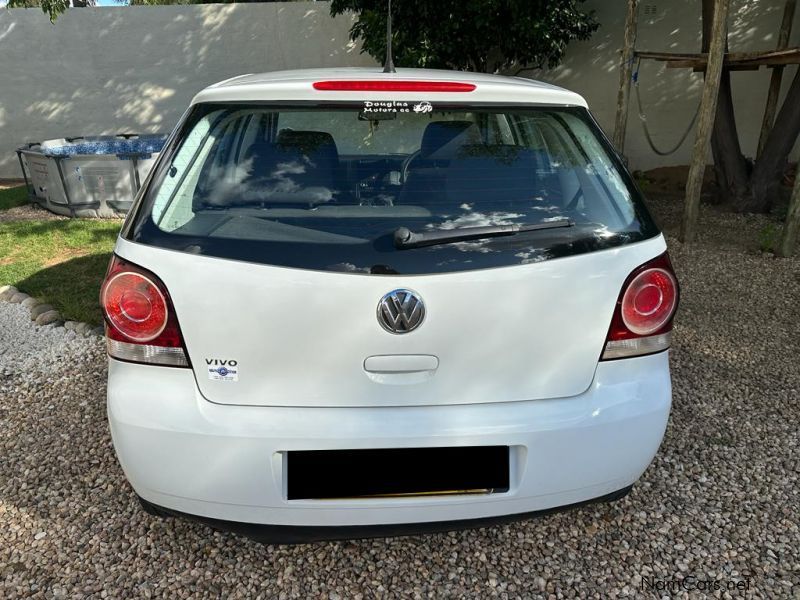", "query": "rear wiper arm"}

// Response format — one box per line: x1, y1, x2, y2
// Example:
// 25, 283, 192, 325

393, 218, 574, 249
